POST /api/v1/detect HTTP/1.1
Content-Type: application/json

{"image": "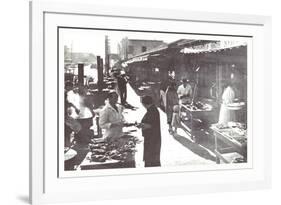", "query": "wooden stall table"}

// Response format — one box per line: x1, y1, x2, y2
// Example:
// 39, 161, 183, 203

210, 123, 247, 164
179, 102, 215, 142
64, 143, 89, 171
77, 151, 135, 170
77, 135, 138, 170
